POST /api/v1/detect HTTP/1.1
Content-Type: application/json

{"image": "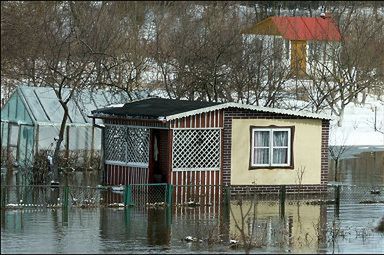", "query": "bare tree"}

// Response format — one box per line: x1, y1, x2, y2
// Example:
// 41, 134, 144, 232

303, 8, 384, 126
90, 1, 152, 100
1, 2, 119, 181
